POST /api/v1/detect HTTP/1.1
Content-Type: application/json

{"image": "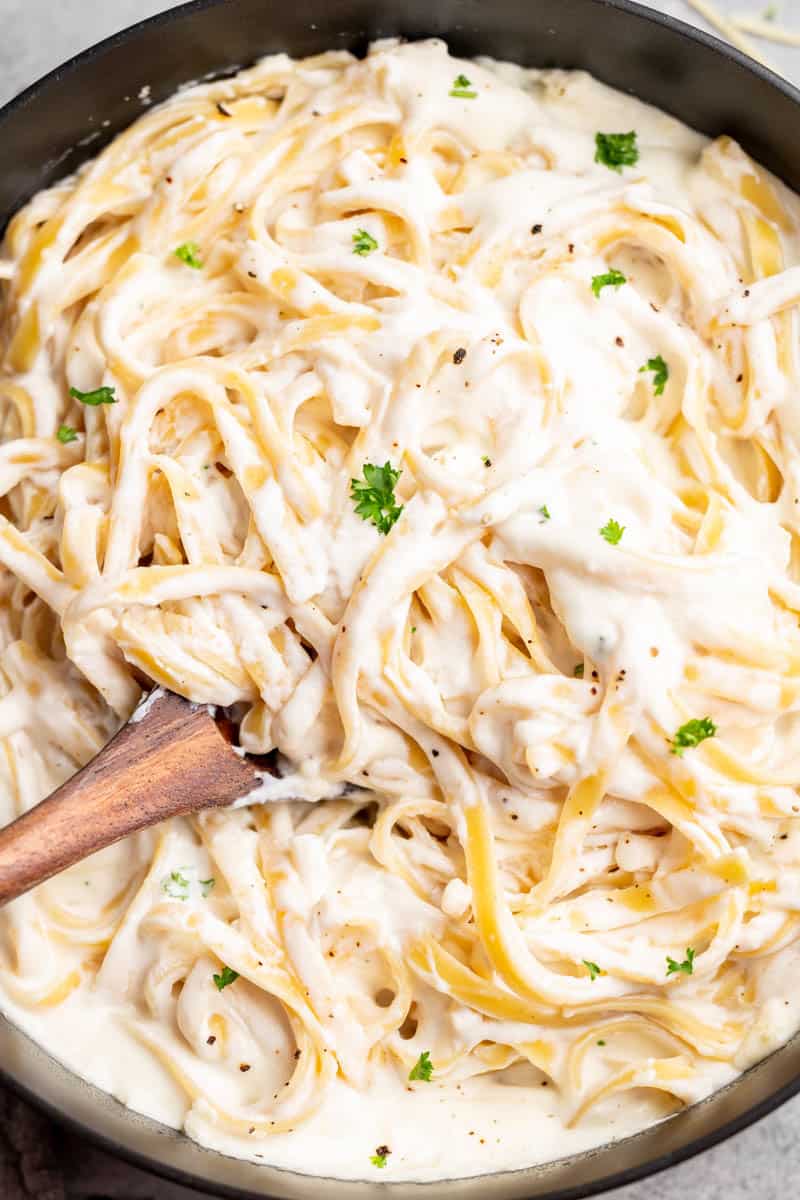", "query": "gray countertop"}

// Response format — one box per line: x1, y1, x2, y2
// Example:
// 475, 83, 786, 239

0, 1, 798, 1197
